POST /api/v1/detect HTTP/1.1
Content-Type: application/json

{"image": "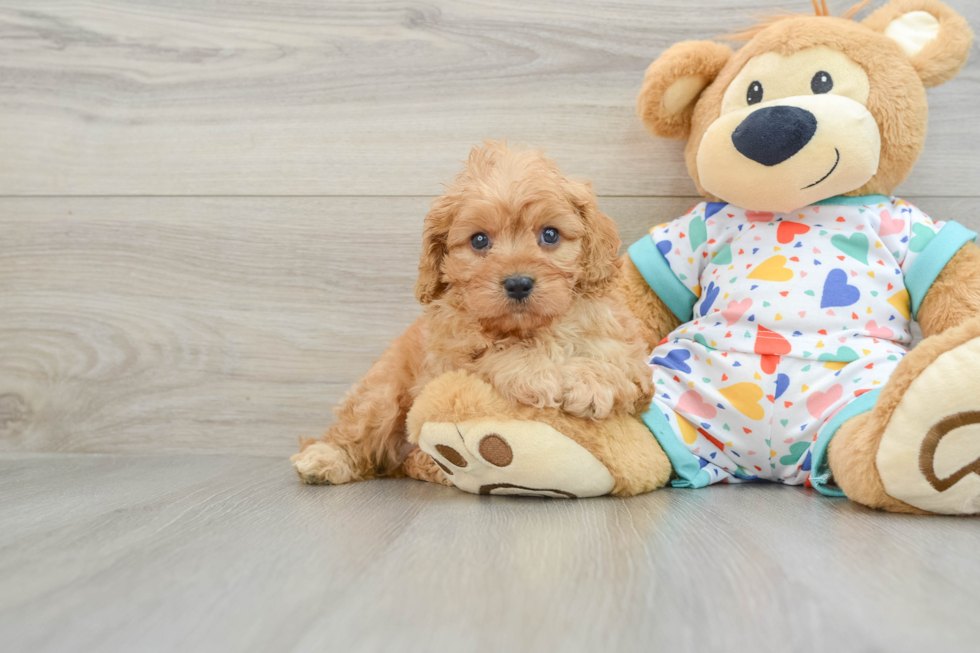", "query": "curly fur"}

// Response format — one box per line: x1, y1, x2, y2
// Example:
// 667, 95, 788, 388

292, 141, 654, 485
